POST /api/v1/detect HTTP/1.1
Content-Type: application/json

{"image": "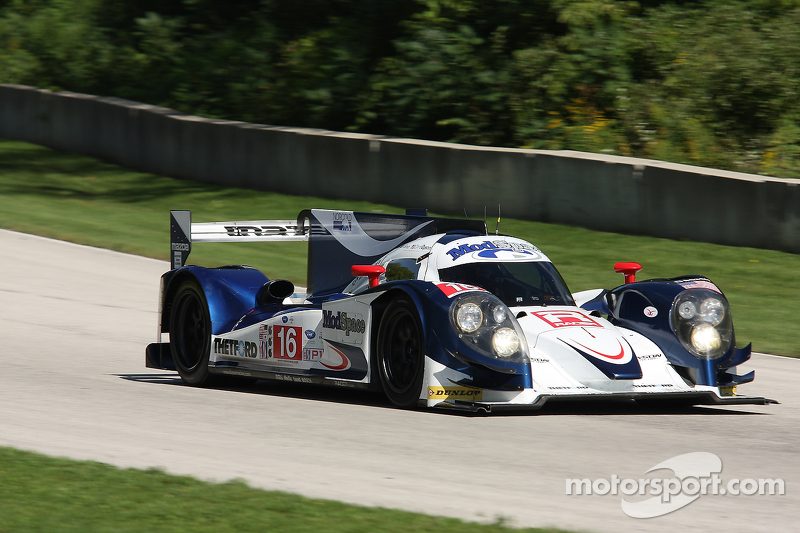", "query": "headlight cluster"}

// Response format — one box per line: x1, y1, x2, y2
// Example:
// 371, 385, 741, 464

451, 294, 528, 361
671, 289, 733, 359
